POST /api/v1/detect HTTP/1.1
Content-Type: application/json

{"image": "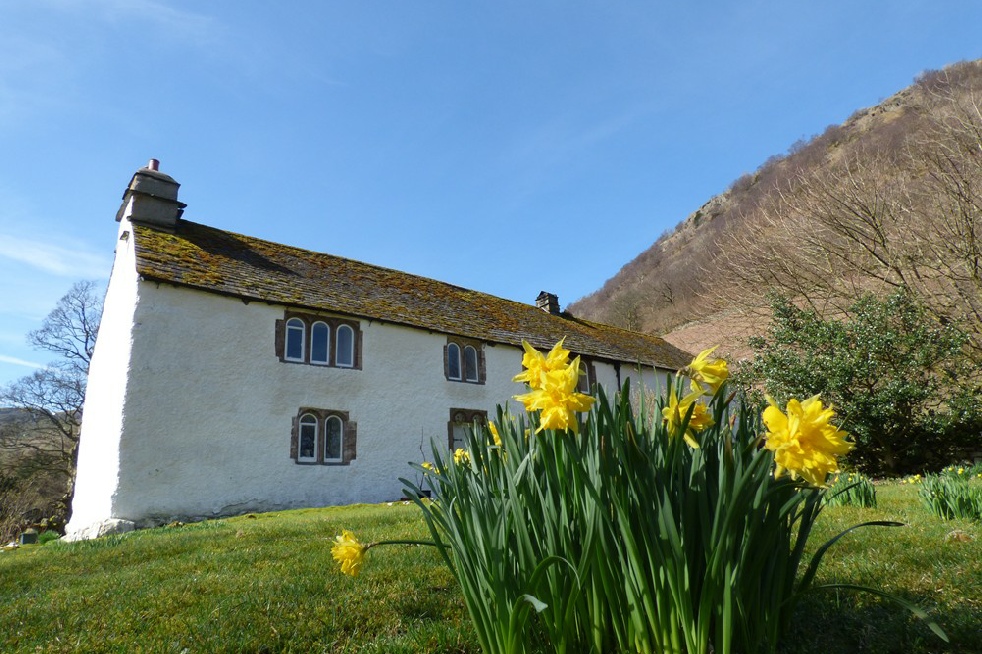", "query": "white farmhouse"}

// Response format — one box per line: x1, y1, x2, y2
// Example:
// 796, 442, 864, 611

65, 161, 691, 540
